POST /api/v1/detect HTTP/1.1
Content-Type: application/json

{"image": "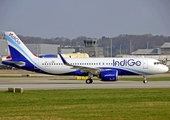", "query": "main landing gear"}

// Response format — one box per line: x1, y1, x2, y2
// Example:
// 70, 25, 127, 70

143, 76, 148, 84
86, 73, 93, 84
